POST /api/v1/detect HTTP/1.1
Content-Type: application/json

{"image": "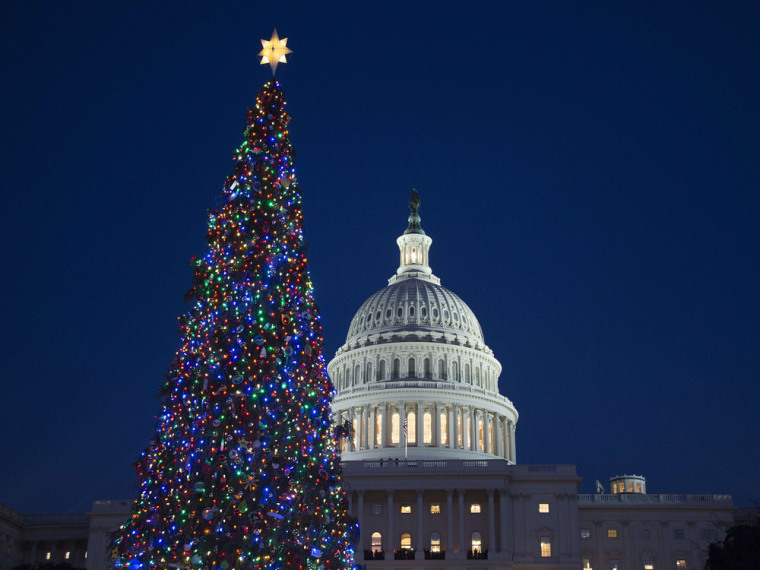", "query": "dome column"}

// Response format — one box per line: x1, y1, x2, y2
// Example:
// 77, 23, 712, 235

369, 405, 376, 450
434, 402, 442, 447
416, 401, 423, 447
485, 412, 492, 454
349, 407, 356, 452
